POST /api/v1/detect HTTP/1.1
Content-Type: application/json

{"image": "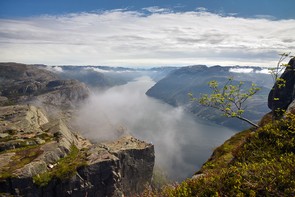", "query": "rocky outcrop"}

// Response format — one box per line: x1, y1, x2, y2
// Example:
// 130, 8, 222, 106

71, 135, 154, 197
268, 58, 295, 117
102, 135, 155, 195
0, 104, 154, 196
0, 104, 86, 175
287, 100, 295, 114
0, 63, 155, 196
